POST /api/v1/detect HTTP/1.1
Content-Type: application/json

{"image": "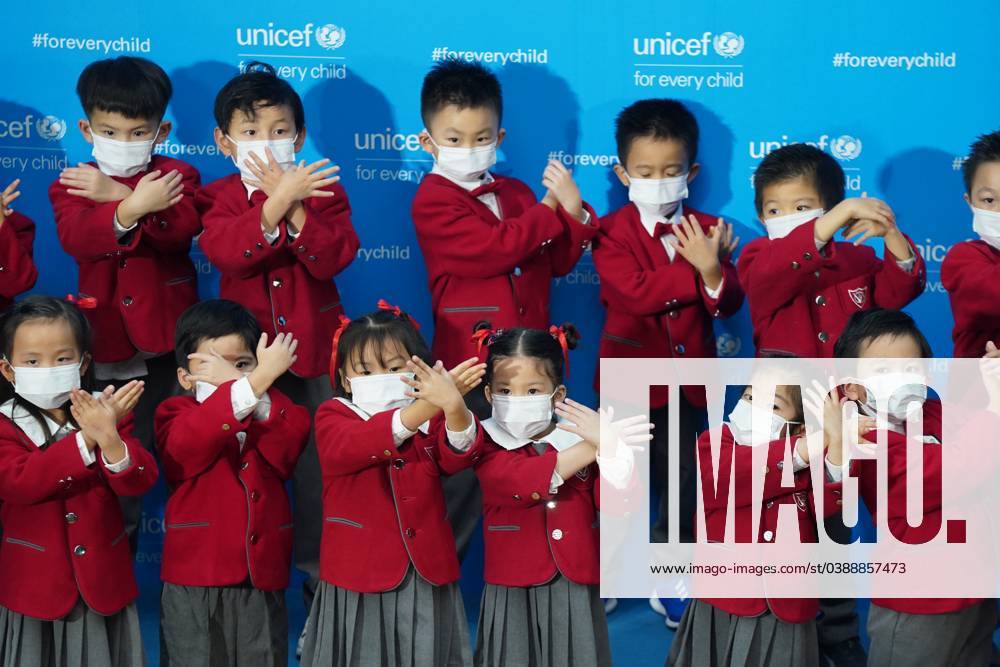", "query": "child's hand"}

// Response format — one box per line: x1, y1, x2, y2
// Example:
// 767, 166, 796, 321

802, 377, 874, 465
541, 188, 558, 211
670, 215, 723, 287
69, 388, 120, 451
103, 380, 145, 423
556, 400, 653, 455
448, 357, 487, 396
712, 219, 740, 261
243, 147, 285, 198
402, 356, 464, 414
541, 160, 584, 221
186, 348, 243, 388
834, 196, 895, 241
248, 332, 298, 396
119, 169, 184, 224
555, 398, 600, 448
272, 159, 341, 205
59, 163, 133, 202
0, 179, 22, 225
